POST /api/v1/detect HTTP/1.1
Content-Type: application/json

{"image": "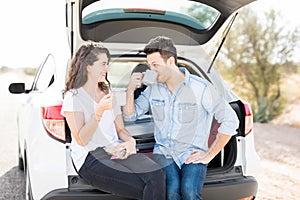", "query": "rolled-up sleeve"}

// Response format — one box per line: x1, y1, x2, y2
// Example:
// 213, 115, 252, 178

202, 83, 239, 136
